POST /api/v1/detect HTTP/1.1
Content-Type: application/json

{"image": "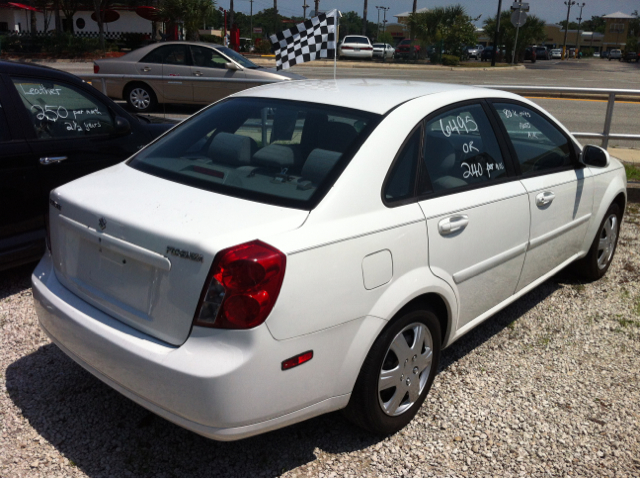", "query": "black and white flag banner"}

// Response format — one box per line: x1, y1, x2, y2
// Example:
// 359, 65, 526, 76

269, 9, 339, 70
